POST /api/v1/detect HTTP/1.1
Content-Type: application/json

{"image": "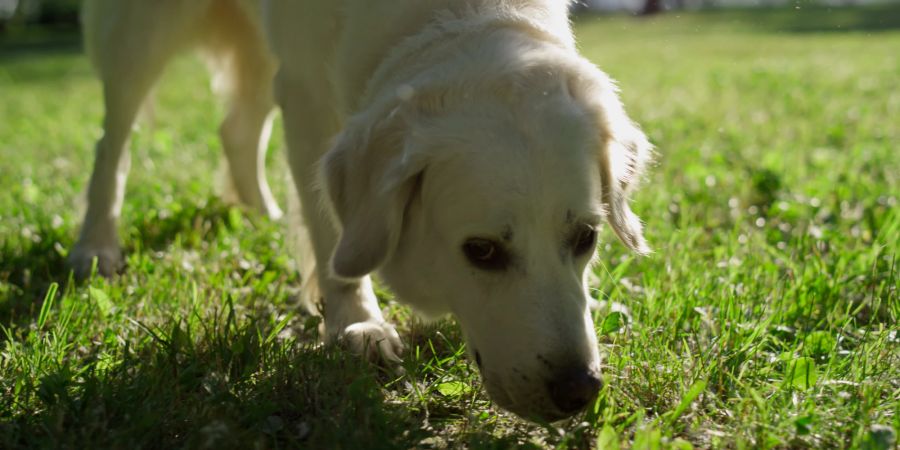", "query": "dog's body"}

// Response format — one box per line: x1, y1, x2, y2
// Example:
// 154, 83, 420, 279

74, 0, 651, 421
